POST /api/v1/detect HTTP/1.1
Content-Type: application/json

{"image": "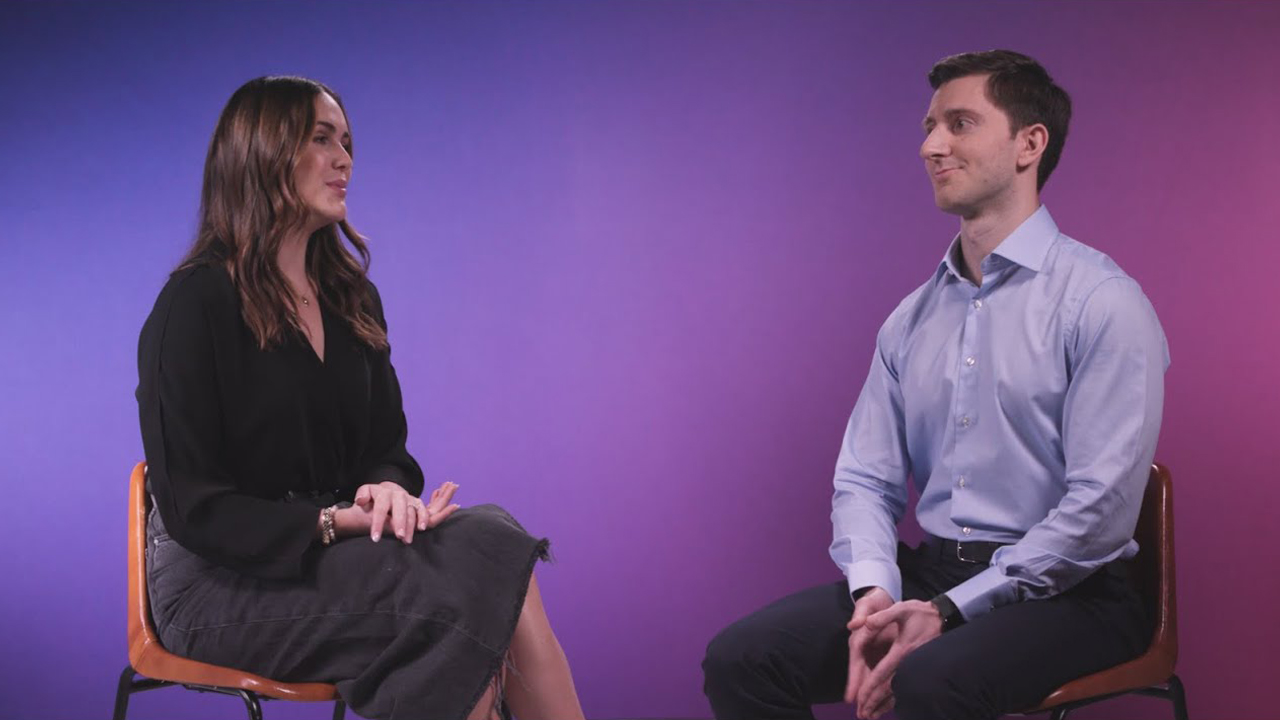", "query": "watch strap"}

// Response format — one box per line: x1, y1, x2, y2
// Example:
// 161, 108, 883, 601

930, 593, 965, 632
